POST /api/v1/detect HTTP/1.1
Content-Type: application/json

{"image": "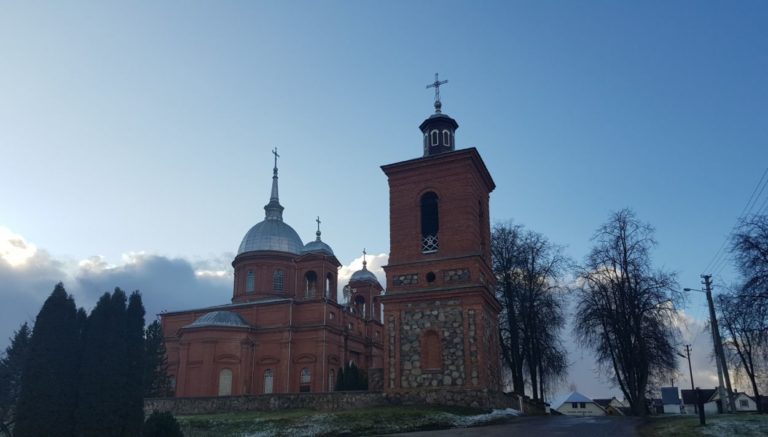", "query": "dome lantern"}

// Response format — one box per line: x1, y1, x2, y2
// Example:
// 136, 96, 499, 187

419, 73, 458, 157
